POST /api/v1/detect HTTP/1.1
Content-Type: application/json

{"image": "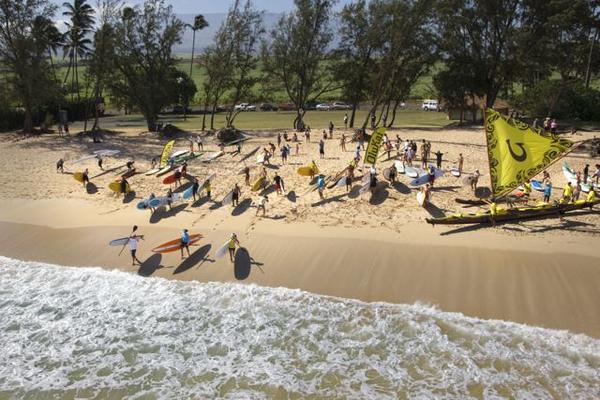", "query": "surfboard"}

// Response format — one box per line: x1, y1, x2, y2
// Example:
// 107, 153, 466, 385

297, 167, 314, 176
256, 152, 266, 164
240, 146, 260, 162
410, 175, 433, 187
151, 234, 203, 254
394, 161, 405, 174
136, 200, 149, 210
201, 151, 224, 162
156, 165, 174, 177
215, 240, 230, 258
359, 179, 371, 194
451, 168, 461, 177
383, 167, 393, 182
327, 167, 349, 188
181, 185, 194, 199
163, 172, 180, 185
417, 191, 426, 207
199, 173, 216, 192
148, 196, 167, 208
405, 166, 418, 178
108, 180, 131, 193
531, 179, 544, 192
222, 190, 234, 205
109, 237, 130, 246
93, 149, 120, 157
73, 172, 85, 183
251, 176, 265, 192
170, 150, 189, 160
145, 168, 160, 175
222, 137, 249, 147
121, 168, 136, 179
72, 154, 97, 164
